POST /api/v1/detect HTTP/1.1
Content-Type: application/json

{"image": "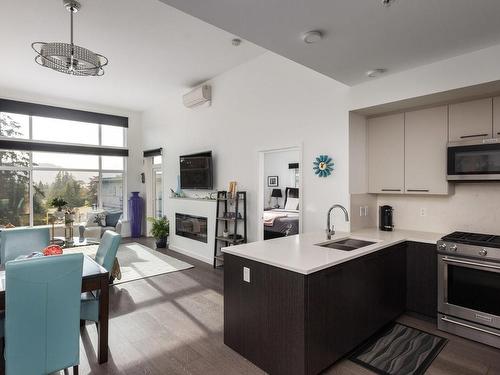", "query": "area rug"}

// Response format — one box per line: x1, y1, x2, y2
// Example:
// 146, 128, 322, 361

65, 242, 193, 284
349, 323, 447, 375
